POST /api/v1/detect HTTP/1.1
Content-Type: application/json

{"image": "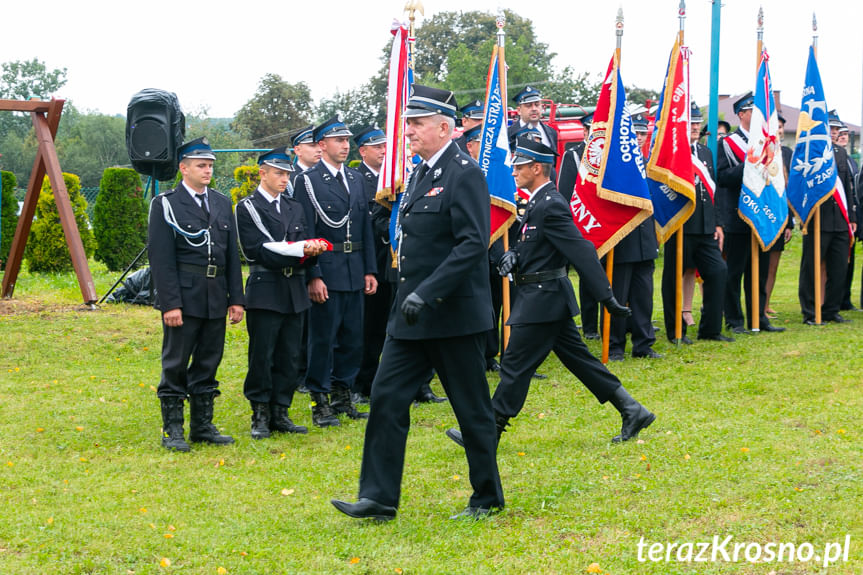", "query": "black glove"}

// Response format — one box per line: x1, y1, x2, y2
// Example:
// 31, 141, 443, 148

497, 250, 518, 276
602, 295, 632, 318
401, 292, 426, 326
